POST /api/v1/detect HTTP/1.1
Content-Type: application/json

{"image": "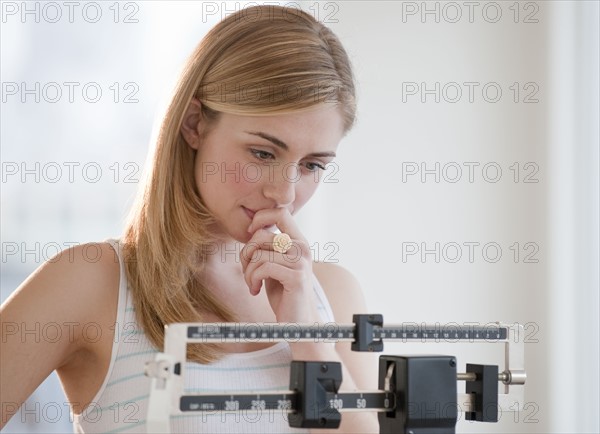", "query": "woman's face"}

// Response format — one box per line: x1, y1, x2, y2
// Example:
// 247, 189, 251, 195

189, 104, 345, 243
